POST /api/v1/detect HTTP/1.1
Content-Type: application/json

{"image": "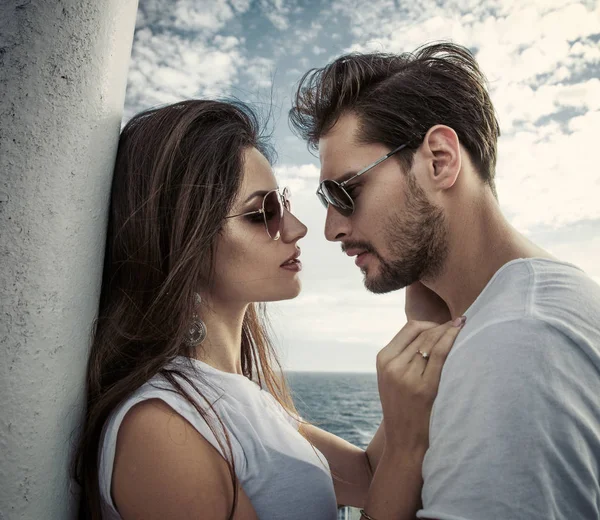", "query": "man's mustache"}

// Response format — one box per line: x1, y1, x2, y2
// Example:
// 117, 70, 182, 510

341, 241, 376, 255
